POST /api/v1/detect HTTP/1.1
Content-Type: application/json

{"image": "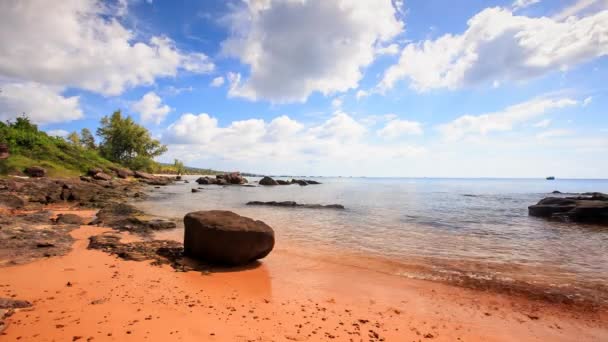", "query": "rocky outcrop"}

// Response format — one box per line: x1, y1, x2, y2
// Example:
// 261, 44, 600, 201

291, 179, 321, 186
109, 166, 134, 179
134, 171, 155, 180
132, 171, 172, 185
183, 211, 274, 266
529, 192, 608, 224
93, 172, 112, 181
259, 176, 279, 186
217, 172, 248, 185
91, 202, 176, 235
0, 194, 25, 209
196, 173, 248, 186
24, 166, 46, 178
247, 201, 345, 209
